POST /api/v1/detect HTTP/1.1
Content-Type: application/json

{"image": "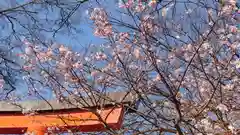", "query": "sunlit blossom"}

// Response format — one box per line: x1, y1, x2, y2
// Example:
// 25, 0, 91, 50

216, 103, 228, 112
95, 52, 107, 60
